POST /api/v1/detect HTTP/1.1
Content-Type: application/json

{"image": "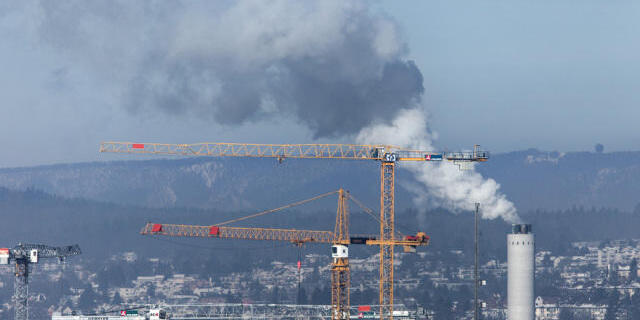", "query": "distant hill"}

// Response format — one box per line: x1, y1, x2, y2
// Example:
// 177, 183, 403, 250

475, 149, 640, 212
1, 186, 640, 264
0, 149, 639, 212
0, 157, 404, 211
